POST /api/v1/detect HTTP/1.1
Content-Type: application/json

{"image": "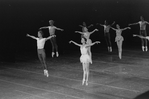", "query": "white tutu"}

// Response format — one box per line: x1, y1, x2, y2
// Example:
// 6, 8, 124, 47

115, 36, 124, 42
80, 54, 91, 64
